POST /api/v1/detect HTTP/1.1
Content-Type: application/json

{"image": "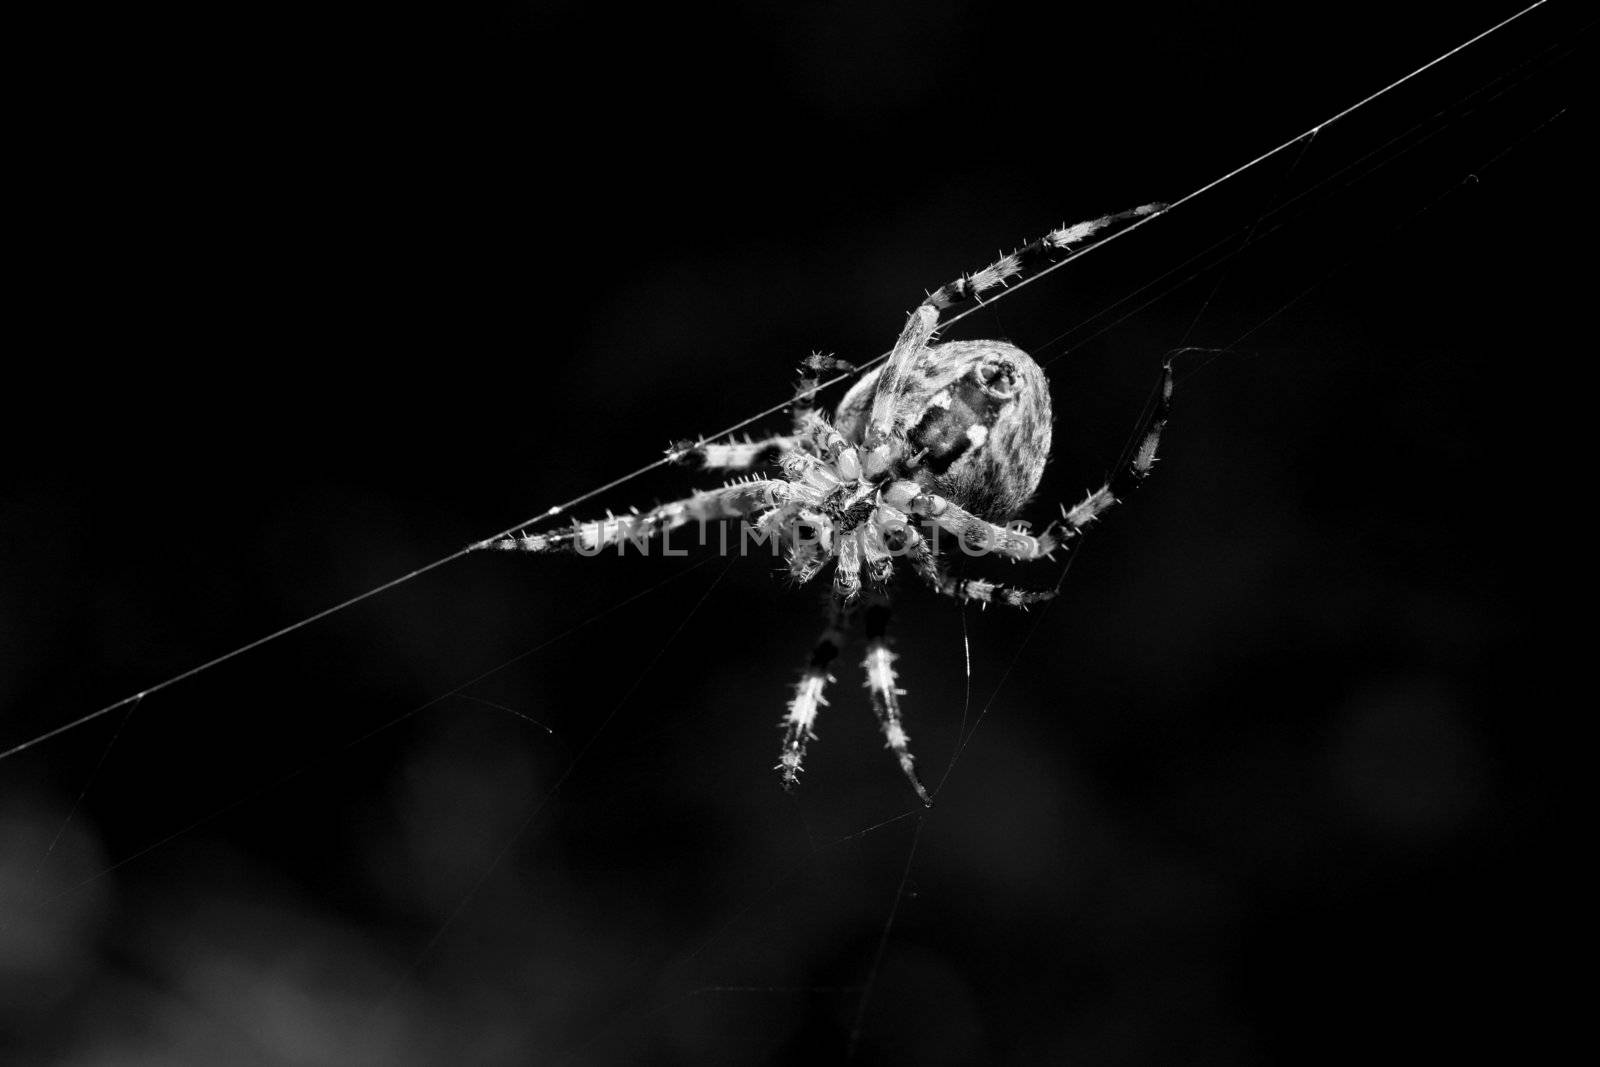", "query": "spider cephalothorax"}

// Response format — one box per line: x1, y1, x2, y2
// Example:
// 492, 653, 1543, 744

482, 203, 1174, 805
